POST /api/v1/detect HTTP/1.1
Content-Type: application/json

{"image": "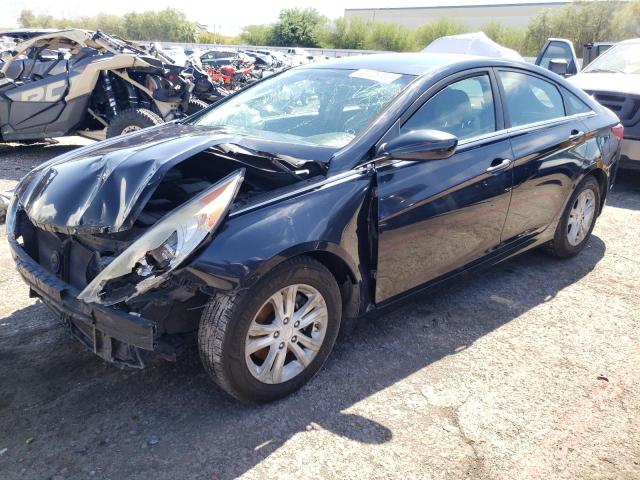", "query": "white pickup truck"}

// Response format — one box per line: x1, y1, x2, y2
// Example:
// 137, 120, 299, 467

536, 38, 640, 170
